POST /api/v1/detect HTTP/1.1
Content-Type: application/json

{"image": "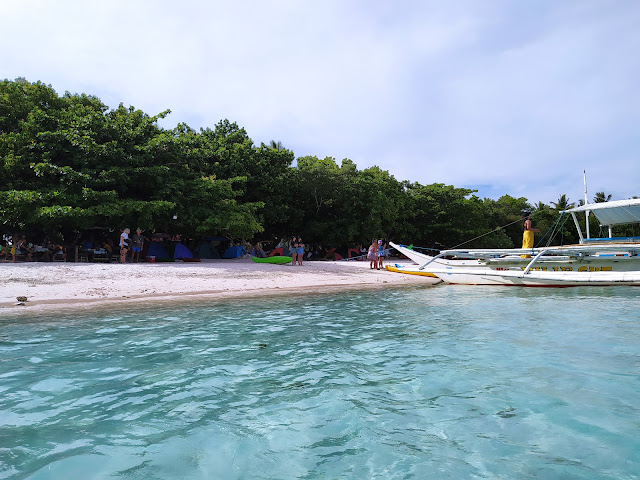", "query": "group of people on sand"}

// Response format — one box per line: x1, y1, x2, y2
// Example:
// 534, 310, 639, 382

367, 239, 387, 270
289, 236, 305, 266
118, 227, 145, 264
1, 235, 67, 262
